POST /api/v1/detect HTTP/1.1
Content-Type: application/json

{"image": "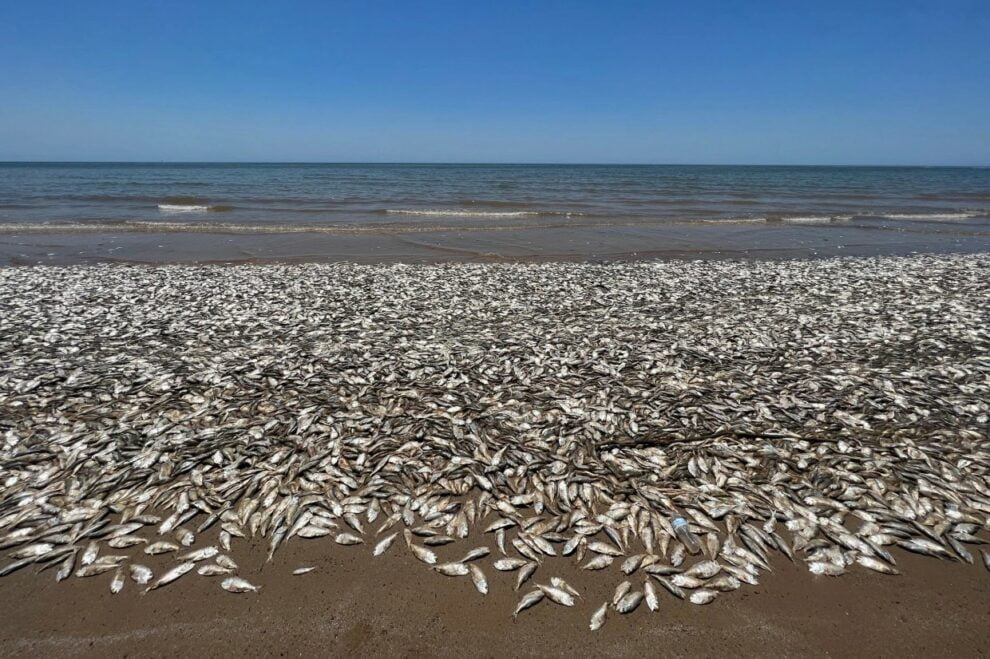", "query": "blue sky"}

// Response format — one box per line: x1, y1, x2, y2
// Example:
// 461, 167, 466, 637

1, 1, 988, 164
